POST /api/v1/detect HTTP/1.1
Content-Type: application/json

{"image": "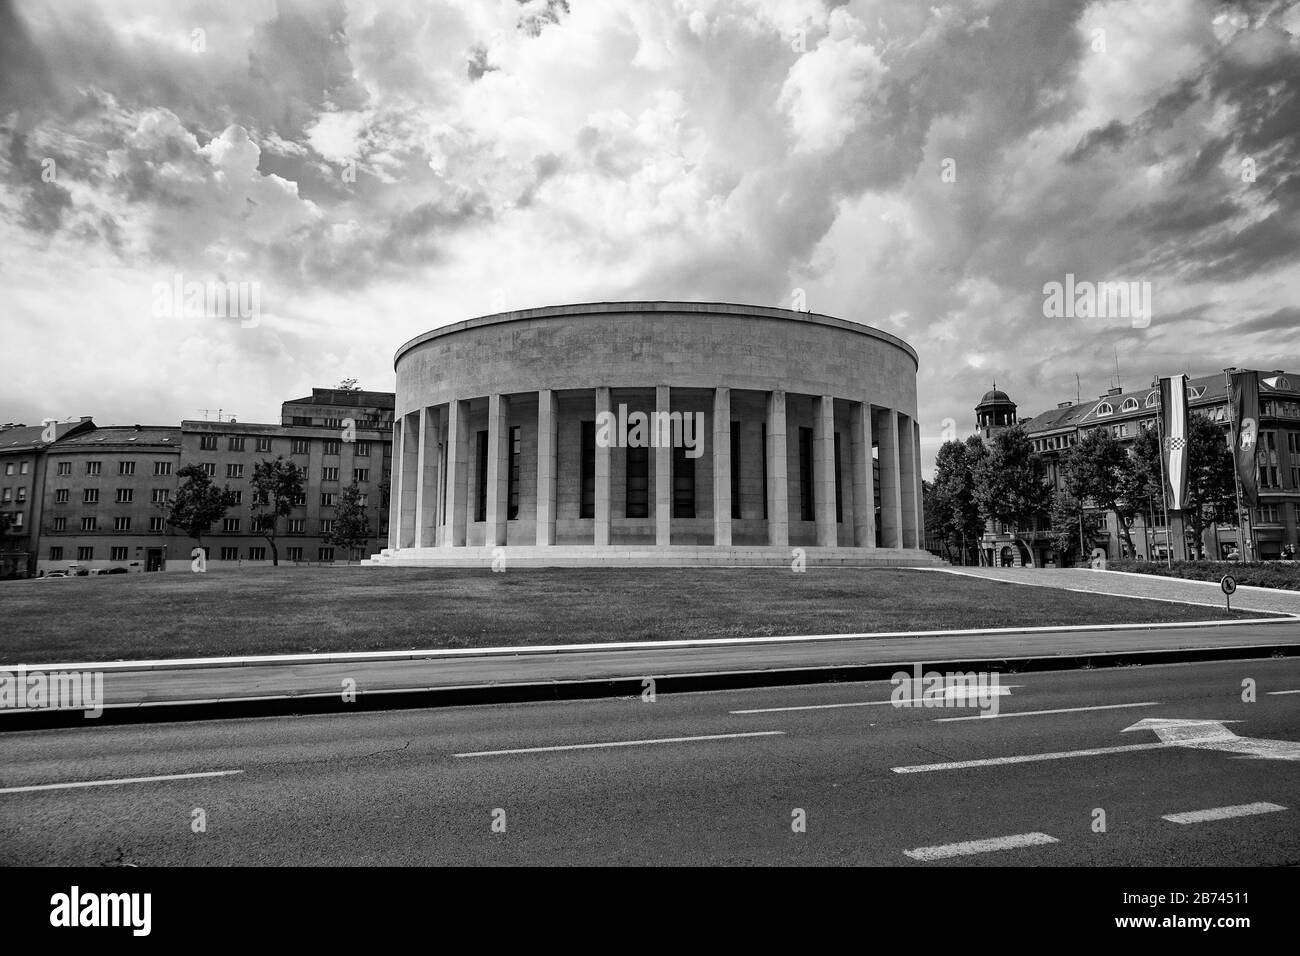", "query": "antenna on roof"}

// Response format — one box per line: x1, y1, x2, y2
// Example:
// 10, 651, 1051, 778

1113, 347, 1122, 391
1075, 373, 1080, 405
